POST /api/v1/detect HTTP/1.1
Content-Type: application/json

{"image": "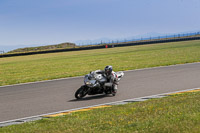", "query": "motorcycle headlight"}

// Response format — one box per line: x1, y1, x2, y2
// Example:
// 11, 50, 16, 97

86, 81, 91, 85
